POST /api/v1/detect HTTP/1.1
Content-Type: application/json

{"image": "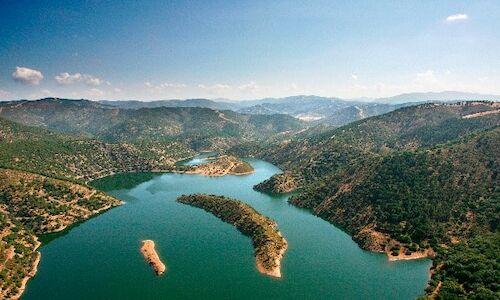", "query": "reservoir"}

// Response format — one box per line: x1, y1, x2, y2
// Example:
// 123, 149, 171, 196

23, 157, 431, 299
